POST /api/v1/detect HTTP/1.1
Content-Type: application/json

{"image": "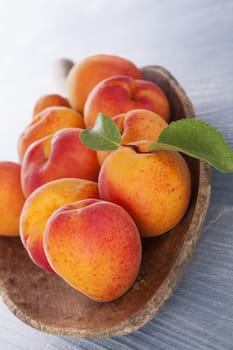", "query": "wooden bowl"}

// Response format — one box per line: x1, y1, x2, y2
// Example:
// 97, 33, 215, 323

0, 65, 211, 338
